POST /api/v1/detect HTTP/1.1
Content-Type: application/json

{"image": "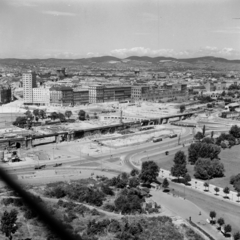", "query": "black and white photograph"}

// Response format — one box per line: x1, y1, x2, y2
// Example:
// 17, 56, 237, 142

0, 0, 240, 239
